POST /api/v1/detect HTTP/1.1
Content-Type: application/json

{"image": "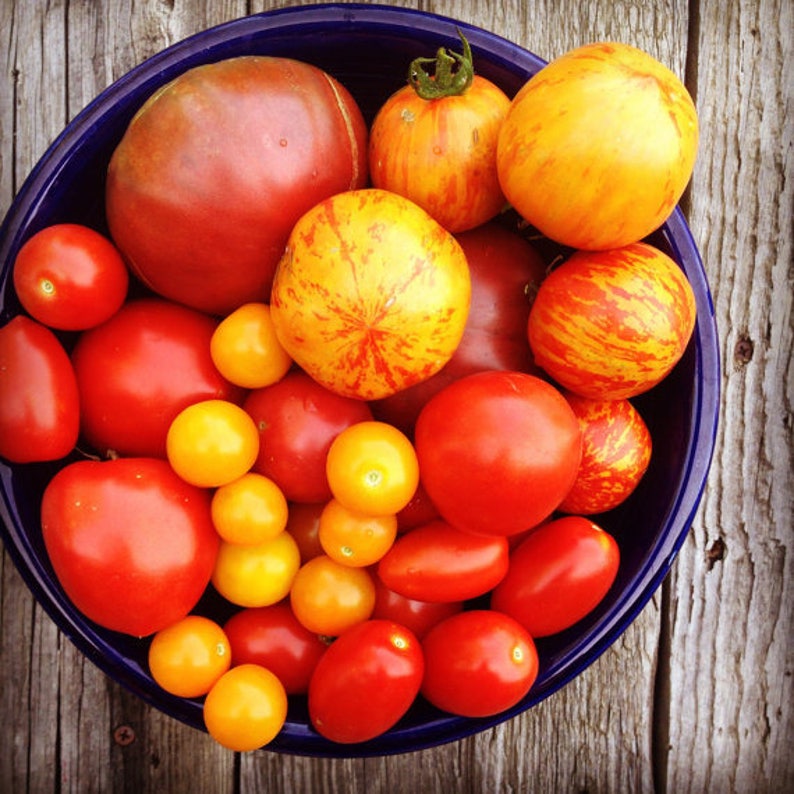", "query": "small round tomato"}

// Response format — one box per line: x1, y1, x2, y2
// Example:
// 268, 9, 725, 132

270, 188, 471, 400
223, 604, 328, 695
377, 519, 509, 603
490, 515, 620, 637
318, 498, 398, 567
210, 302, 293, 389
371, 576, 463, 640
289, 555, 376, 637
167, 399, 260, 488
415, 371, 582, 536
285, 501, 325, 562
527, 243, 697, 400
244, 372, 373, 503
0, 315, 79, 463
308, 619, 424, 744
203, 664, 288, 752
369, 33, 511, 232
211, 473, 288, 545
421, 610, 538, 718
148, 615, 231, 698
326, 421, 419, 516
211, 531, 300, 608
12, 223, 129, 330
71, 297, 244, 459
558, 393, 652, 514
